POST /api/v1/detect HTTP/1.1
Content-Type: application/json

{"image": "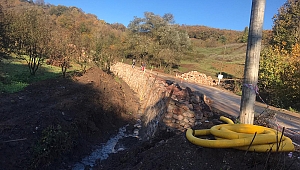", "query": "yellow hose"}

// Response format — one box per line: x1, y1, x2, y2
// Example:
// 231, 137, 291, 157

219, 116, 234, 124
186, 117, 295, 152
